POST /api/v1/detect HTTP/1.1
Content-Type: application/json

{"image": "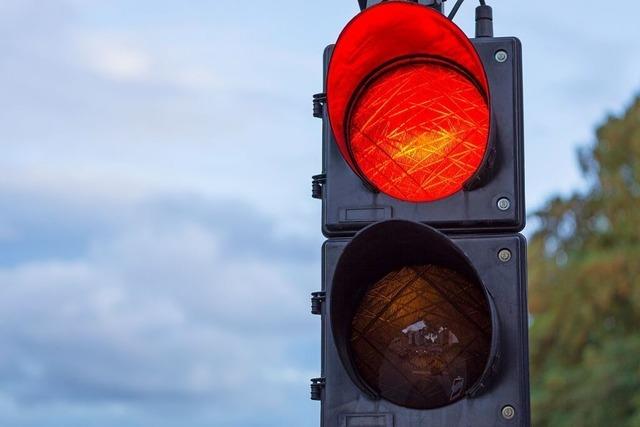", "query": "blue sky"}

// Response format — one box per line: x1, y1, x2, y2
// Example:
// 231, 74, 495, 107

0, 0, 639, 426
